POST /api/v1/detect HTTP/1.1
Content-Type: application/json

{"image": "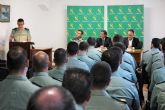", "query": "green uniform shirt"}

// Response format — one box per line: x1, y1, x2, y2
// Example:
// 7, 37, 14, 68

30, 72, 61, 87
49, 66, 66, 82
87, 90, 129, 110
0, 75, 39, 110
11, 28, 31, 42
